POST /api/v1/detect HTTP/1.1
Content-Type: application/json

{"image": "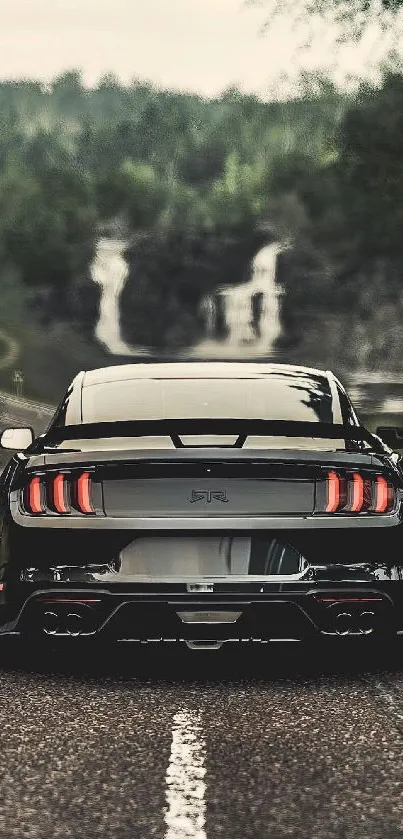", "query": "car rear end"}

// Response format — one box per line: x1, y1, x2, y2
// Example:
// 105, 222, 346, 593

3, 438, 403, 649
